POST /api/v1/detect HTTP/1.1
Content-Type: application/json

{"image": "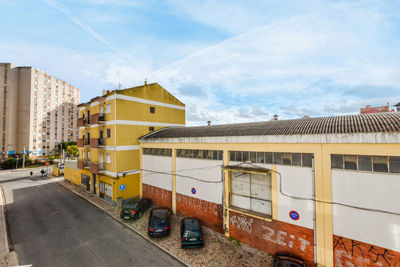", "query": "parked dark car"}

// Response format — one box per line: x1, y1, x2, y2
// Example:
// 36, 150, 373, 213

273, 252, 305, 267
120, 198, 152, 220
180, 218, 204, 248
148, 207, 171, 237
